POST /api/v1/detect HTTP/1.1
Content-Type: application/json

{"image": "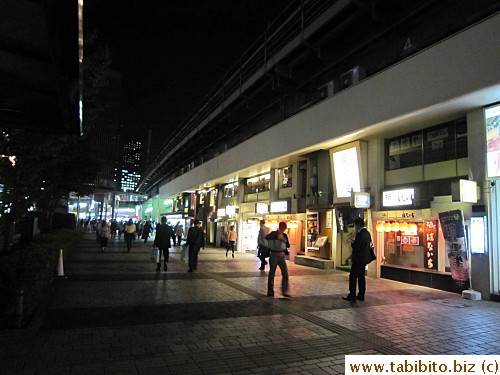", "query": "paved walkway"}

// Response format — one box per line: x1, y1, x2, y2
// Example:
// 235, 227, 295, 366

1, 234, 500, 374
